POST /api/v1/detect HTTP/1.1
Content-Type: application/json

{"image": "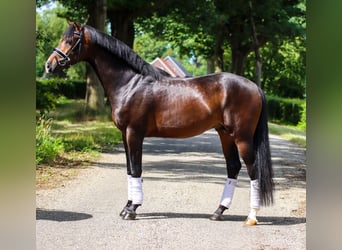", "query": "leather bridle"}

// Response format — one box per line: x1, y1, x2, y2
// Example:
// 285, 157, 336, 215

52, 24, 85, 67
